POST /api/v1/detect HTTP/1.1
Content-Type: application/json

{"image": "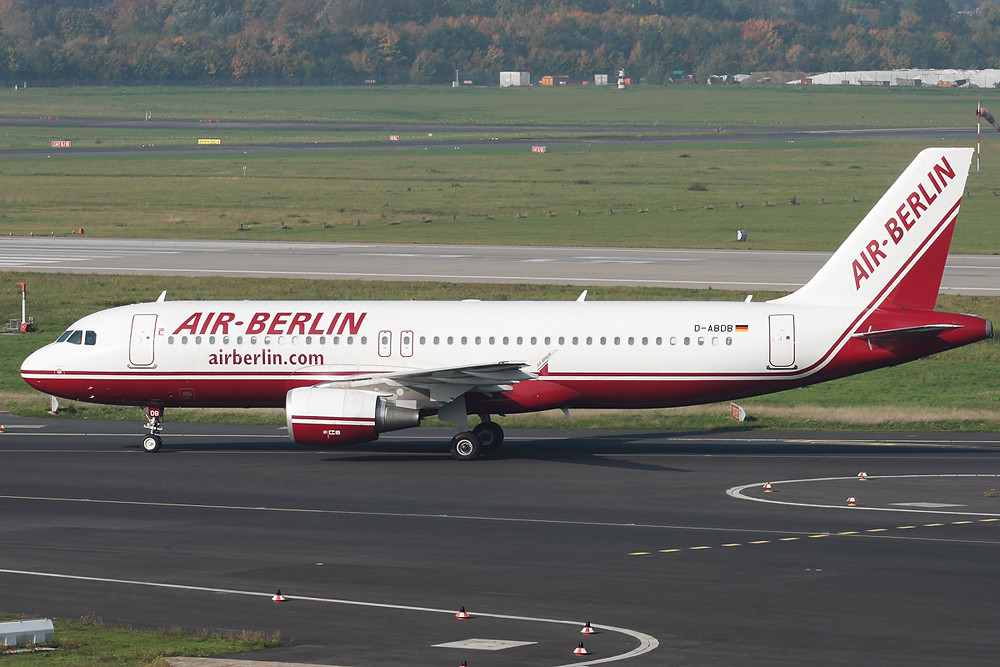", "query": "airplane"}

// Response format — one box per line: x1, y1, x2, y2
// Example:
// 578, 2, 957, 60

20, 147, 992, 460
